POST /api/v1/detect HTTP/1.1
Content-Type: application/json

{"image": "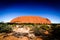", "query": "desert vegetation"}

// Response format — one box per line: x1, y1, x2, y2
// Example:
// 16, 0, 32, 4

0, 23, 12, 33
0, 23, 60, 40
